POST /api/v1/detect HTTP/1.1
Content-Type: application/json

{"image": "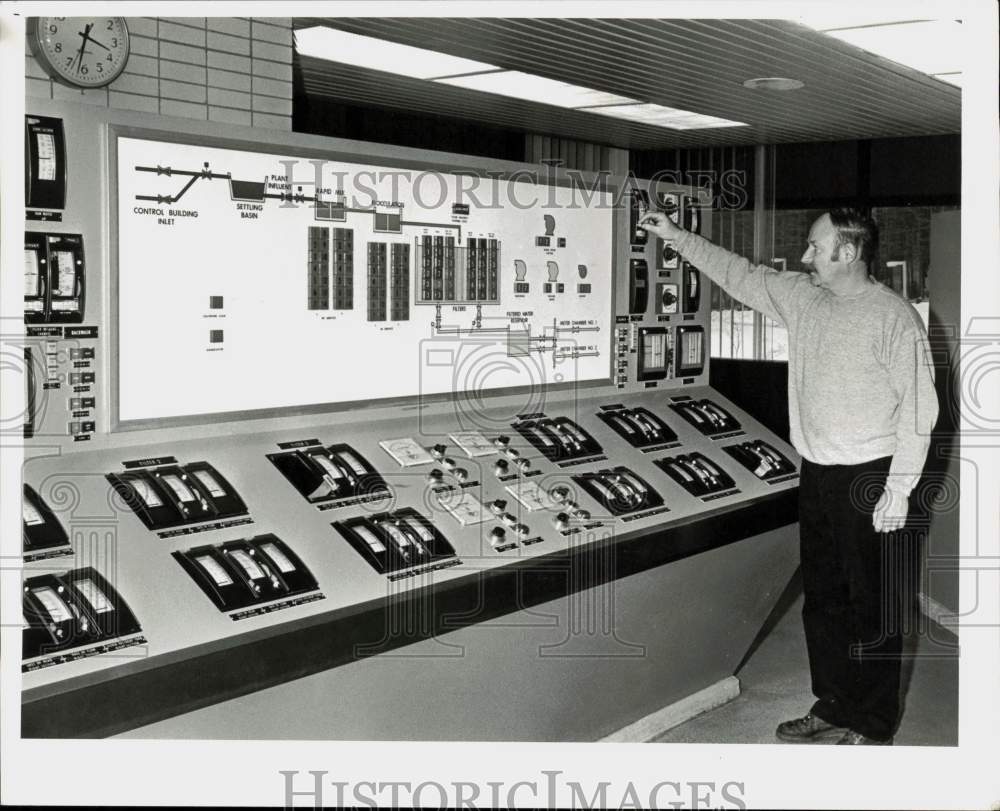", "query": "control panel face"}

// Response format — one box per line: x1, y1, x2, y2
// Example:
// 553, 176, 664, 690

107, 460, 249, 534
174, 534, 319, 612
512, 416, 604, 464
654, 452, 740, 500
267, 443, 389, 507
23, 324, 99, 442
334, 508, 458, 577
16, 106, 797, 734
25, 114, 67, 213
596, 405, 679, 450
722, 440, 798, 482
22, 484, 71, 559
17, 110, 717, 455
615, 183, 711, 391
573, 466, 666, 517
20, 384, 799, 696
669, 397, 742, 438
23, 567, 142, 663
24, 231, 86, 323
115, 137, 615, 424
